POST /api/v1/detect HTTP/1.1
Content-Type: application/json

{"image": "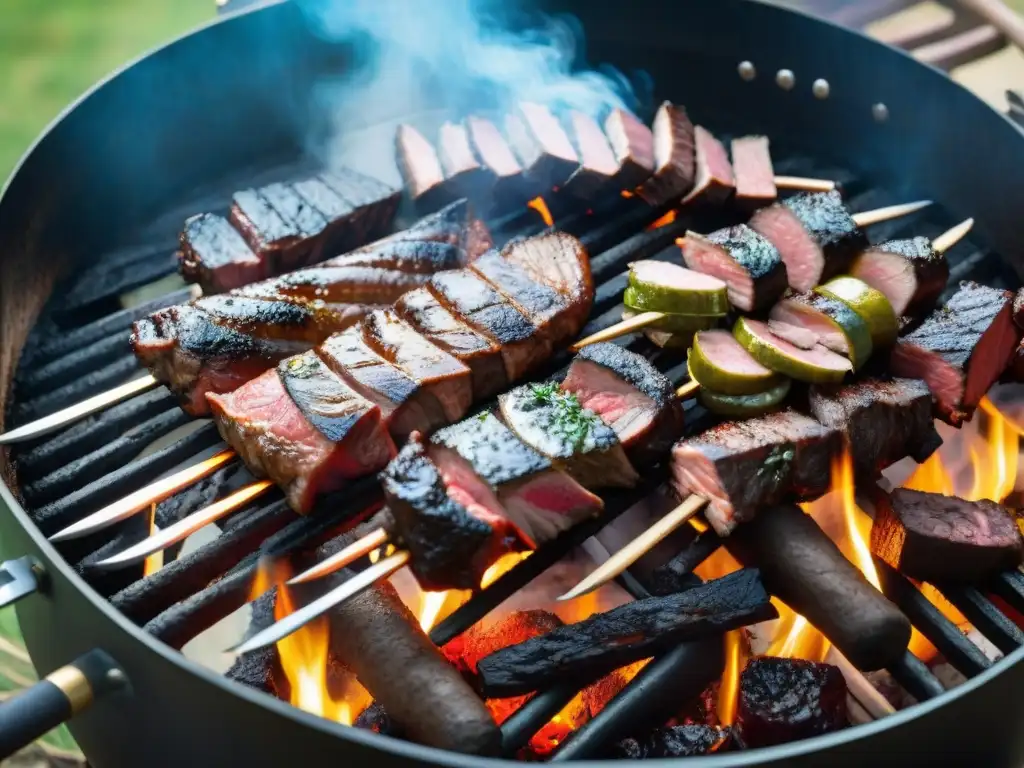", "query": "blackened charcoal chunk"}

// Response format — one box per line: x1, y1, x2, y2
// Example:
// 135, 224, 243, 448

738, 657, 847, 748
354, 702, 404, 737
612, 725, 735, 758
